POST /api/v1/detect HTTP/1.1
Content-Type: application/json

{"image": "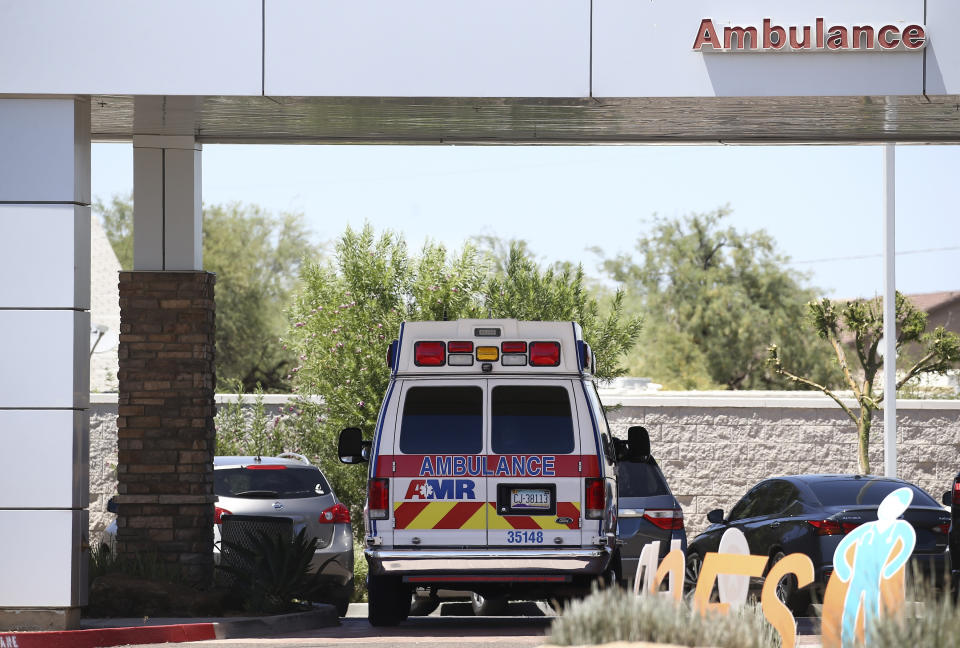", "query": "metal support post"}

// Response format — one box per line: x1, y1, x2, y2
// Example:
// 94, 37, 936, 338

882, 143, 897, 478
